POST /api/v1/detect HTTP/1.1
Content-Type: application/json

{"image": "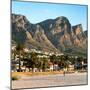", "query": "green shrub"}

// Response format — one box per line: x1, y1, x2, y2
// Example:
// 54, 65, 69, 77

12, 76, 19, 80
